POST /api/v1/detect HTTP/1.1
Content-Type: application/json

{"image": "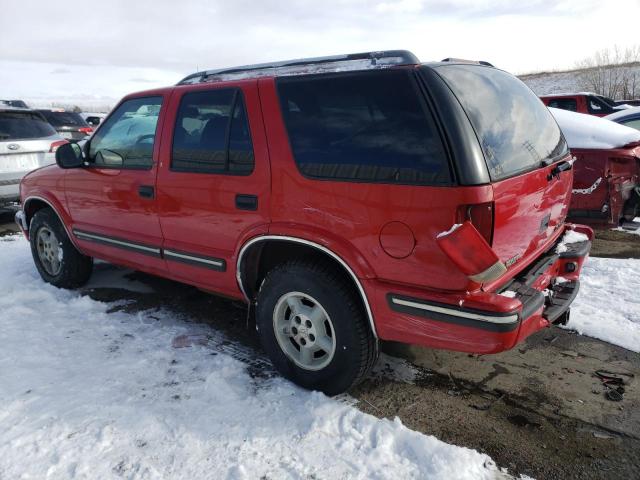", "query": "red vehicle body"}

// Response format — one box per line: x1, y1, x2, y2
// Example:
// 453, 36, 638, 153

16, 51, 592, 394
540, 93, 627, 117
570, 147, 640, 225
549, 107, 640, 226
